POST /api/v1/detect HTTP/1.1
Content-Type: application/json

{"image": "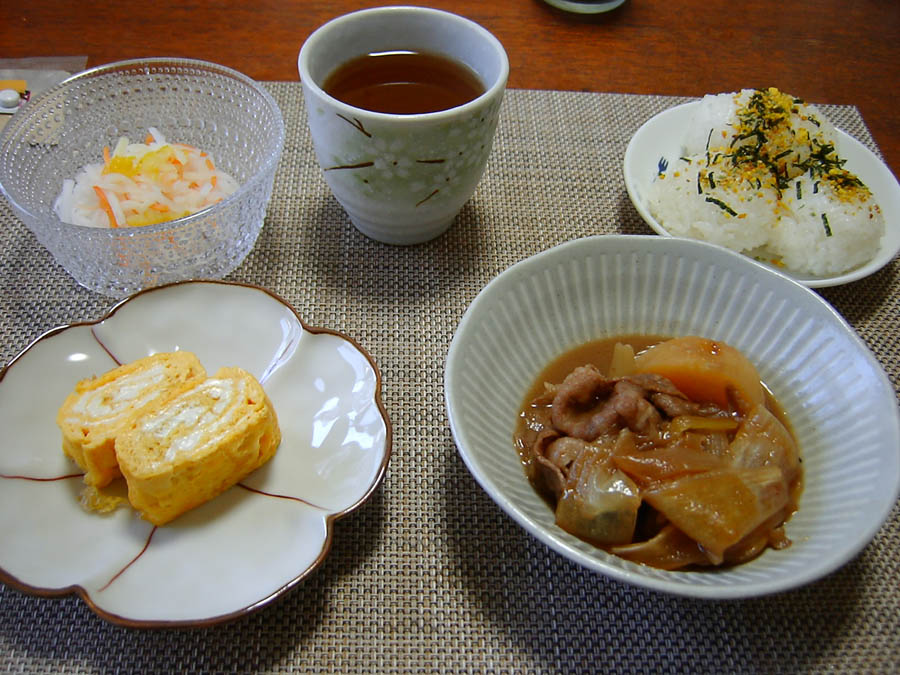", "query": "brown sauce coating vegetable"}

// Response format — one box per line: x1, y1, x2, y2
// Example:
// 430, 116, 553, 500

514, 336, 802, 570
